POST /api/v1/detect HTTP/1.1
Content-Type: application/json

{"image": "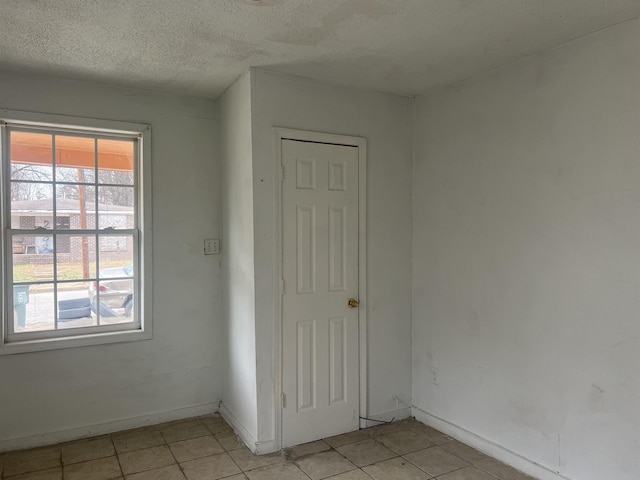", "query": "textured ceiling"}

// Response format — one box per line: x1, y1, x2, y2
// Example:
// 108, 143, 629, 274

1, 0, 639, 99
